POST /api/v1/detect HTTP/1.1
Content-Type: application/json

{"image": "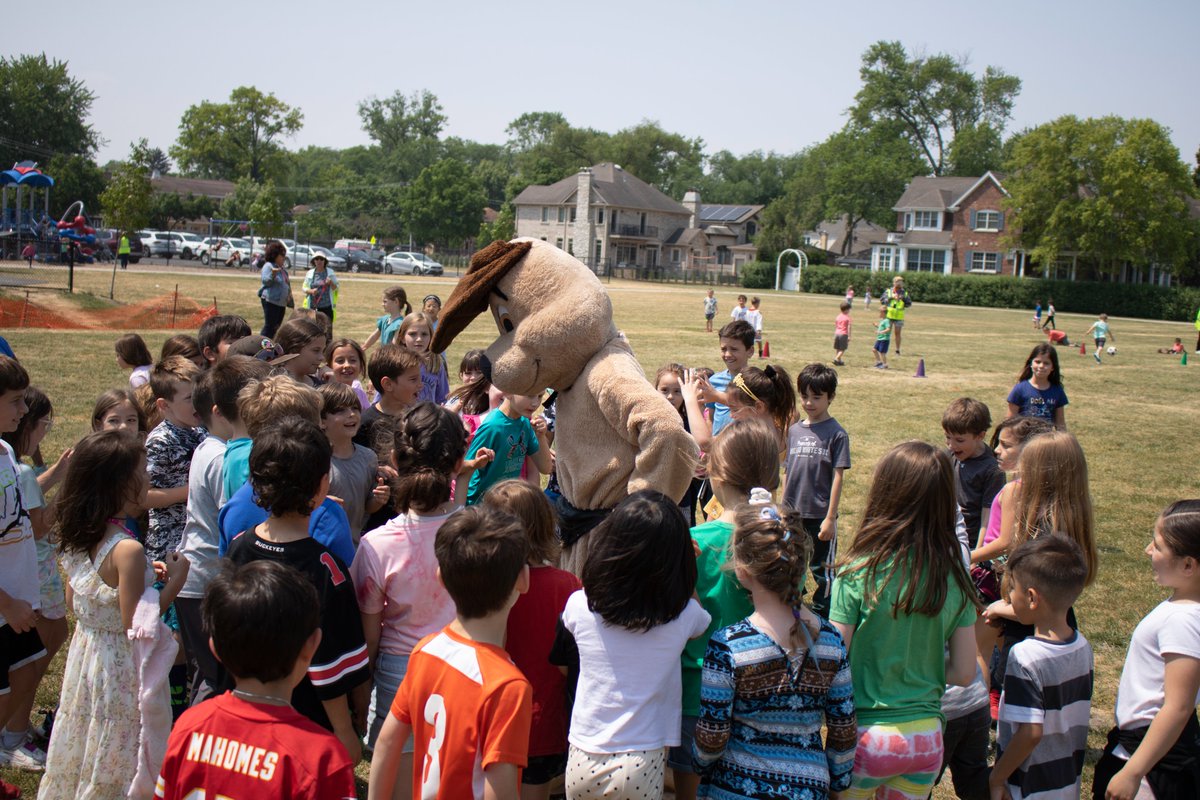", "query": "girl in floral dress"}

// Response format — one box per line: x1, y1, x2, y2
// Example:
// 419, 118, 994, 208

38, 431, 188, 800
